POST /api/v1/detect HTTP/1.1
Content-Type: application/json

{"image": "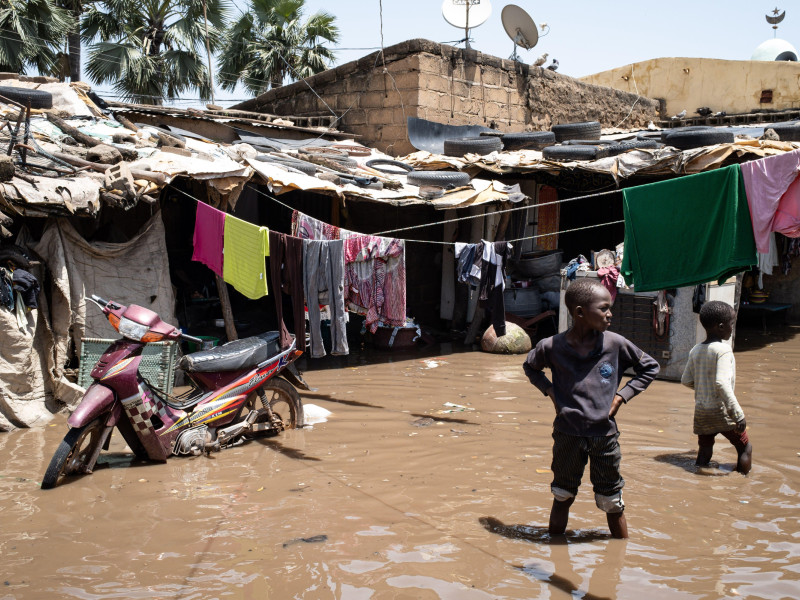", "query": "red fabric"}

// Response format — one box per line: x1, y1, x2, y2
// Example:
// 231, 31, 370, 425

597, 266, 619, 302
